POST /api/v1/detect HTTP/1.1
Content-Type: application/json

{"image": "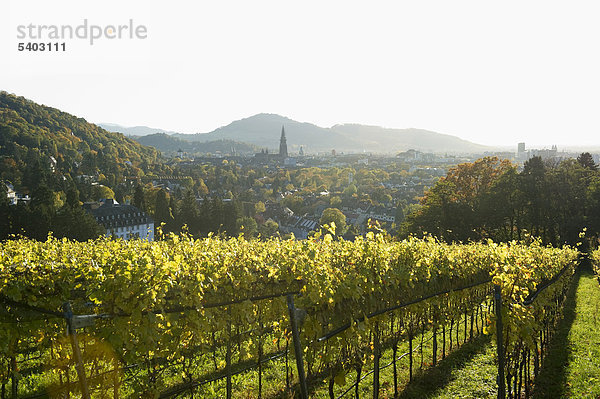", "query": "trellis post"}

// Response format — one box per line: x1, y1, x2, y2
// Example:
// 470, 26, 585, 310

494, 285, 505, 399
63, 302, 91, 399
287, 294, 308, 399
